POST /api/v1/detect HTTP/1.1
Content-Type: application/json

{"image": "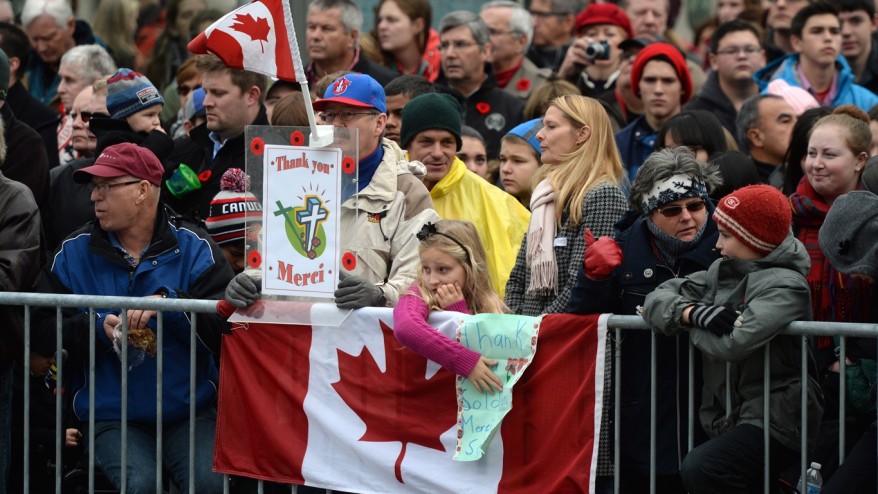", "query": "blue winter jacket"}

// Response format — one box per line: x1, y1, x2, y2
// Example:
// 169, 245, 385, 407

754, 53, 878, 109
33, 207, 234, 424
615, 116, 658, 184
